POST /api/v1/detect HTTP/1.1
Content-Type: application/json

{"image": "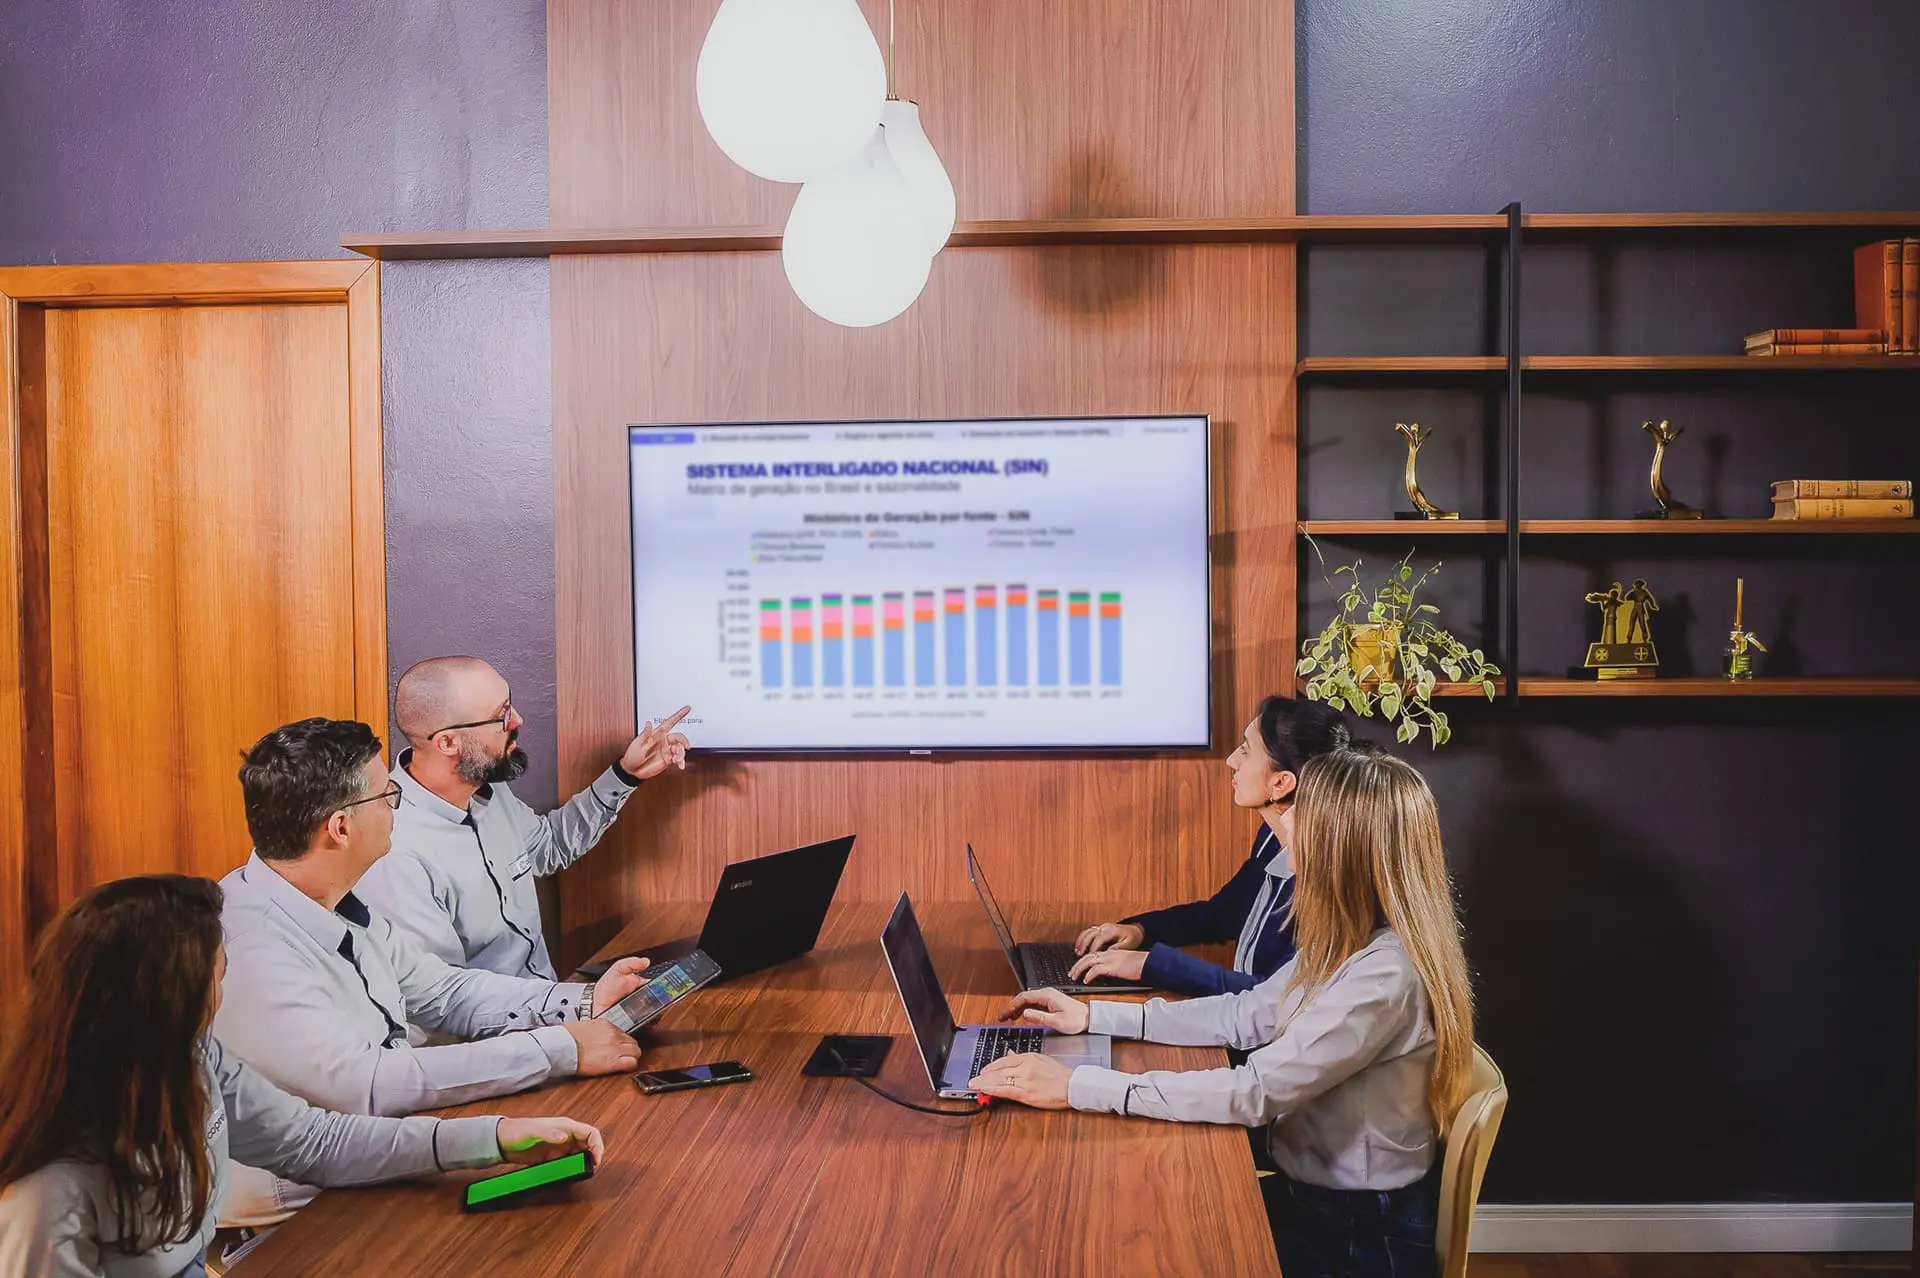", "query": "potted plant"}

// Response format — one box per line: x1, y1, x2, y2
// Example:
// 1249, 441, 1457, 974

1295, 541, 1500, 747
